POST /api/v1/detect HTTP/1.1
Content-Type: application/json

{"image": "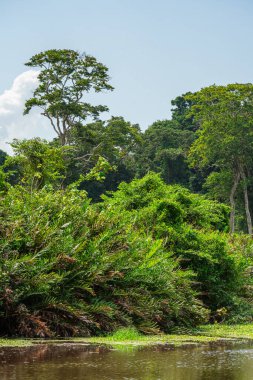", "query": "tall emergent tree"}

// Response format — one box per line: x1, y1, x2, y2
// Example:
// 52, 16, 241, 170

187, 84, 253, 234
24, 49, 113, 145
